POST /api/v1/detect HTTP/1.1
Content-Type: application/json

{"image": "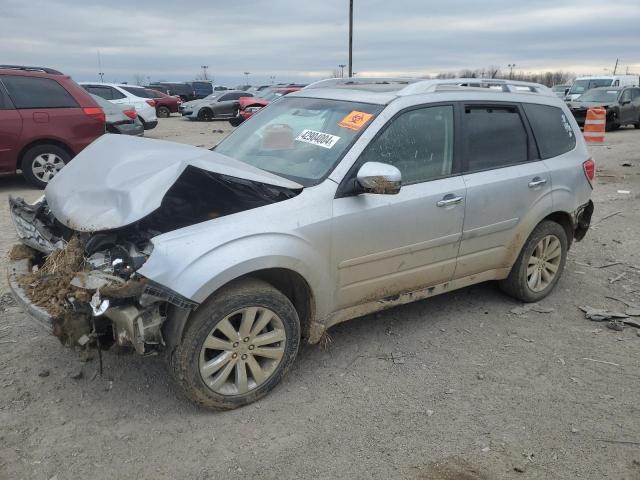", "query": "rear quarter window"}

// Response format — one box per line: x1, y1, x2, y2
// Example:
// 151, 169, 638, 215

522, 103, 576, 159
2, 75, 78, 109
